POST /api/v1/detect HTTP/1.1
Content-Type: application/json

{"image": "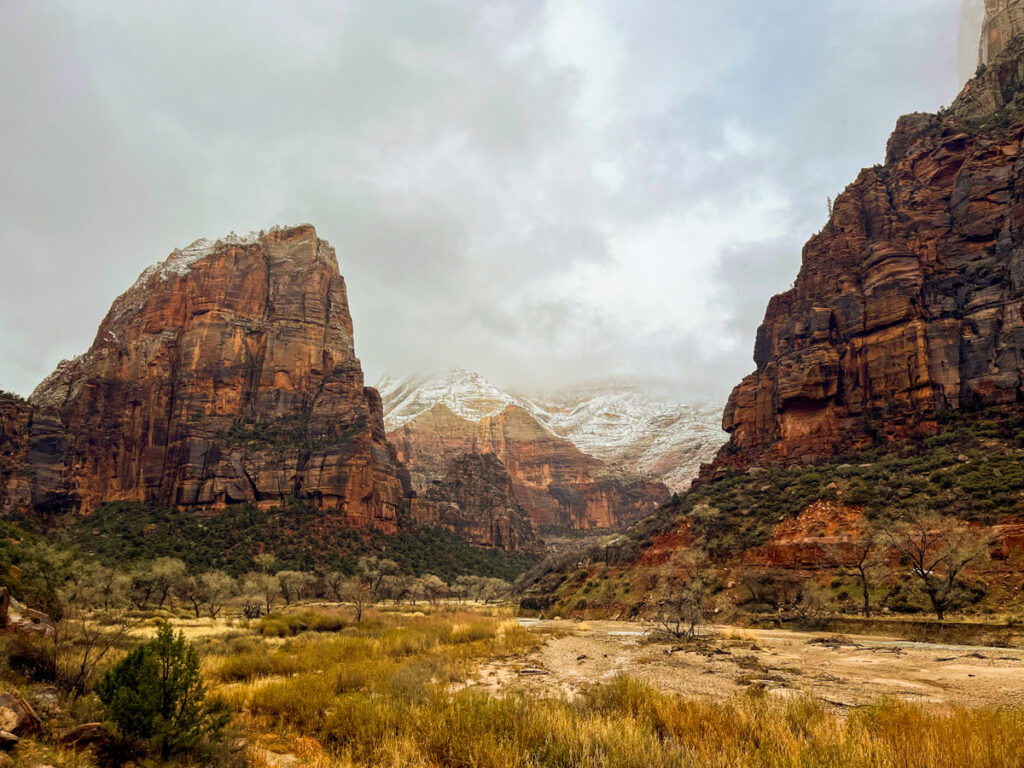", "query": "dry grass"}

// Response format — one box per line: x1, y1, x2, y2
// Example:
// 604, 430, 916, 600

188, 608, 1024, 767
